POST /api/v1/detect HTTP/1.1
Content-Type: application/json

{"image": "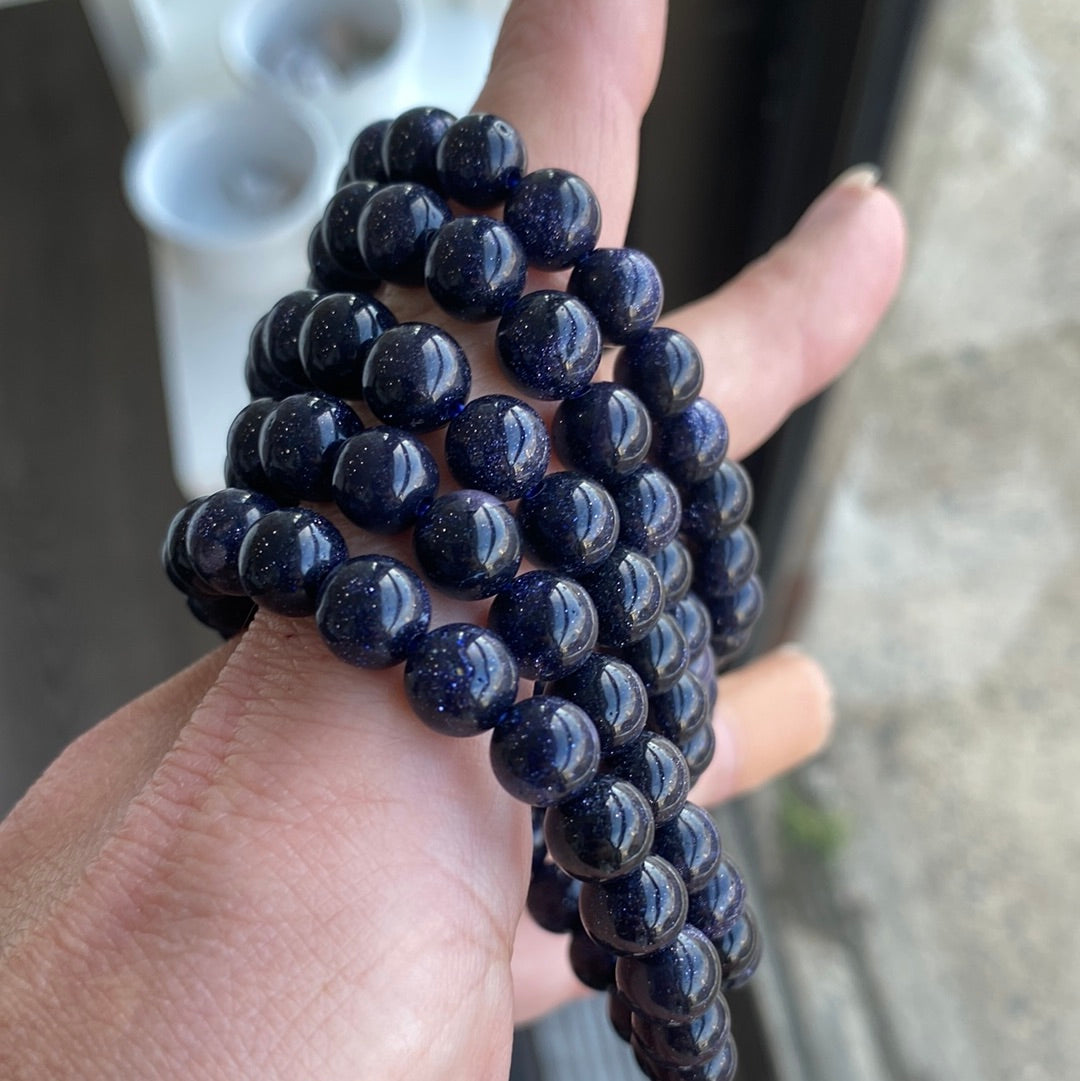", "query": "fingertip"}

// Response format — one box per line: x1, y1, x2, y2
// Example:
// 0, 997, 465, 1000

772, 643, 836, 757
